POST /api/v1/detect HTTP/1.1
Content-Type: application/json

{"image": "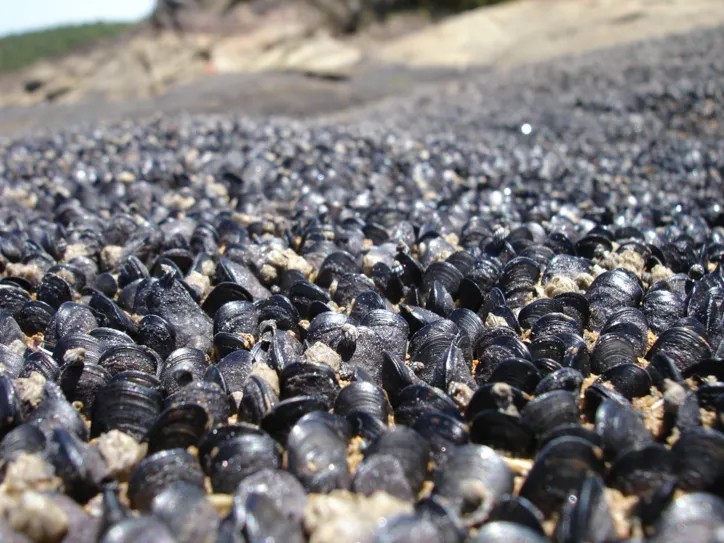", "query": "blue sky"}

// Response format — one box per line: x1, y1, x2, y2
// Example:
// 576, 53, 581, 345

0, 0, 155, 36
